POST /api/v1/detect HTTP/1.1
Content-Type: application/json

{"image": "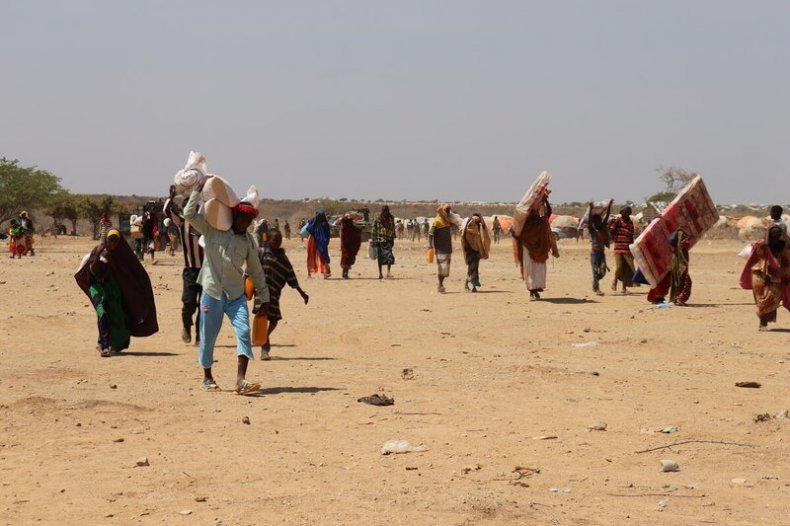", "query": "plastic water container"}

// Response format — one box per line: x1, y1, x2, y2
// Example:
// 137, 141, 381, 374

251, 312, 269, 346
426, 248, 435, 264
